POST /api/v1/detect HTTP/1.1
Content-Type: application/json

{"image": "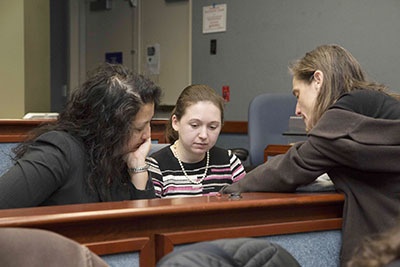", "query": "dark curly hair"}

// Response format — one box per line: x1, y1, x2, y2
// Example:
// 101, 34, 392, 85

13, 63, 162, 200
